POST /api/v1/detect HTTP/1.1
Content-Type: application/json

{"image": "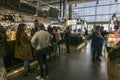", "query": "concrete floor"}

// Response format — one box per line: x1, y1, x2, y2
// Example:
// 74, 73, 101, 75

8, 41, 108, 80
